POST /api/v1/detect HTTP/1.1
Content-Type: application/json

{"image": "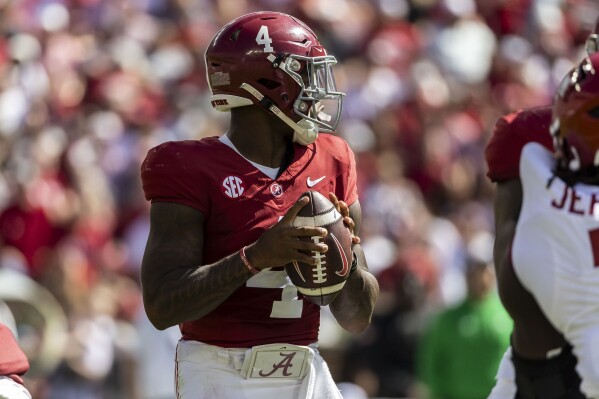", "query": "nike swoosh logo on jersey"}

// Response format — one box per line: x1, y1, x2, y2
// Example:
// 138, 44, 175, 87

307, 176, 326, 187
